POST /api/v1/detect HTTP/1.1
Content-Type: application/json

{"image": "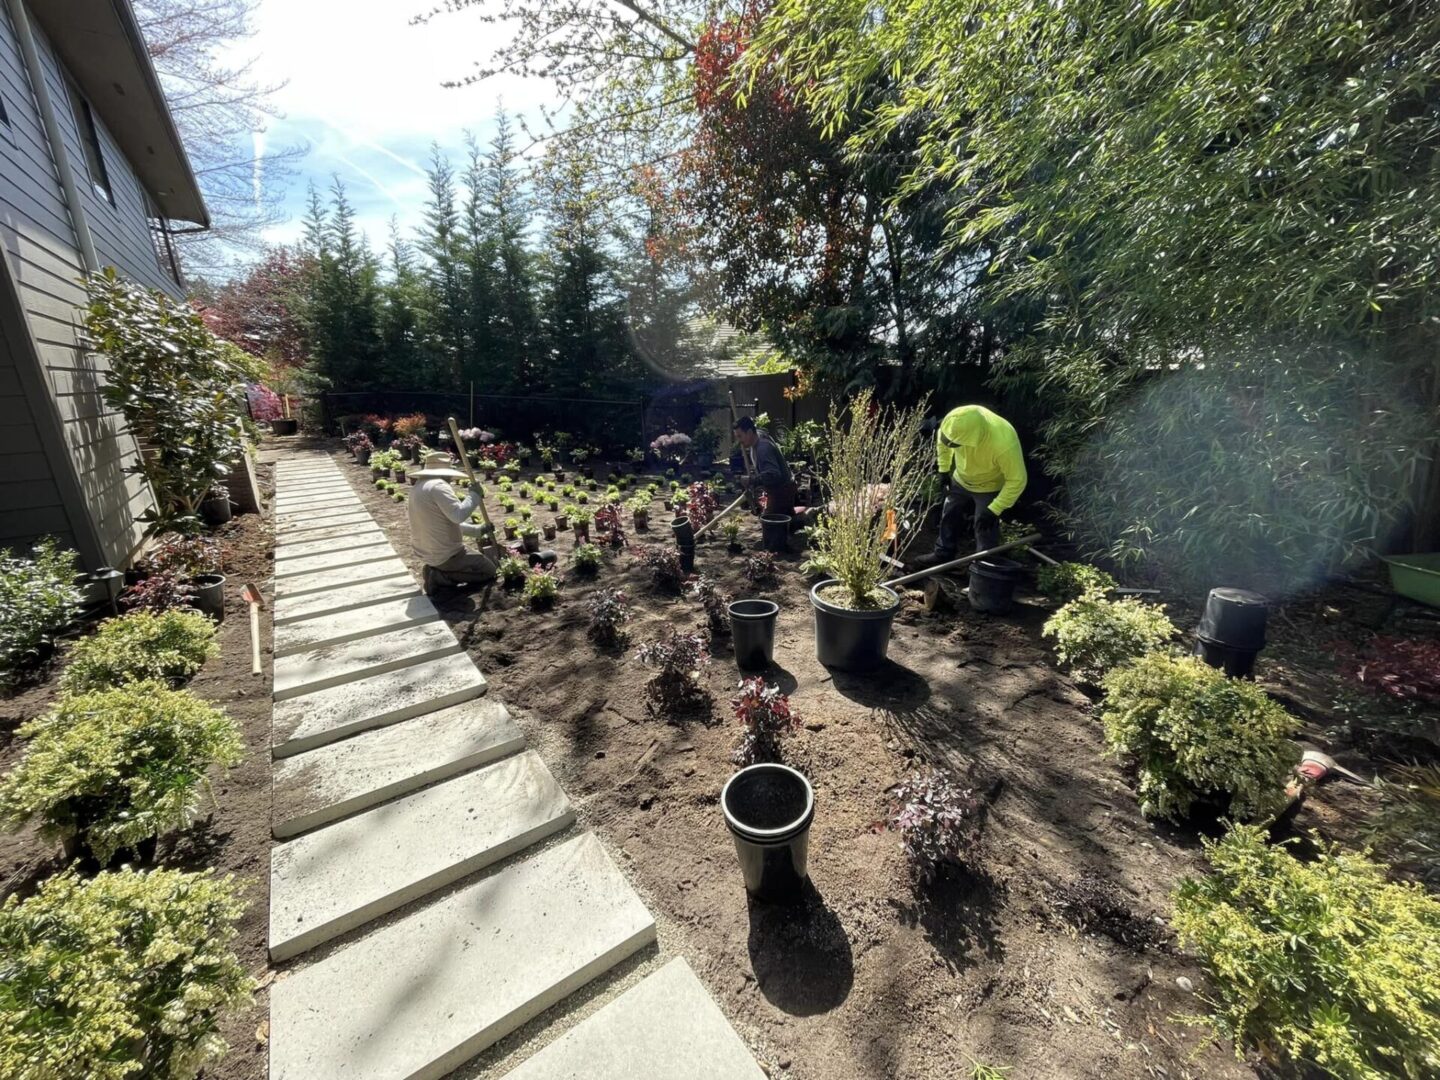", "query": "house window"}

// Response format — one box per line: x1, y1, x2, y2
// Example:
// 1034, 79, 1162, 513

64, 80, 113, 204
